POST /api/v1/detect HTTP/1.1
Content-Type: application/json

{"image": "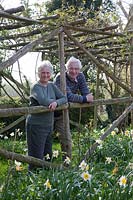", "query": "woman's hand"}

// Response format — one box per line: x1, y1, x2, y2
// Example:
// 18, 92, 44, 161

49, 101, 57, 111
